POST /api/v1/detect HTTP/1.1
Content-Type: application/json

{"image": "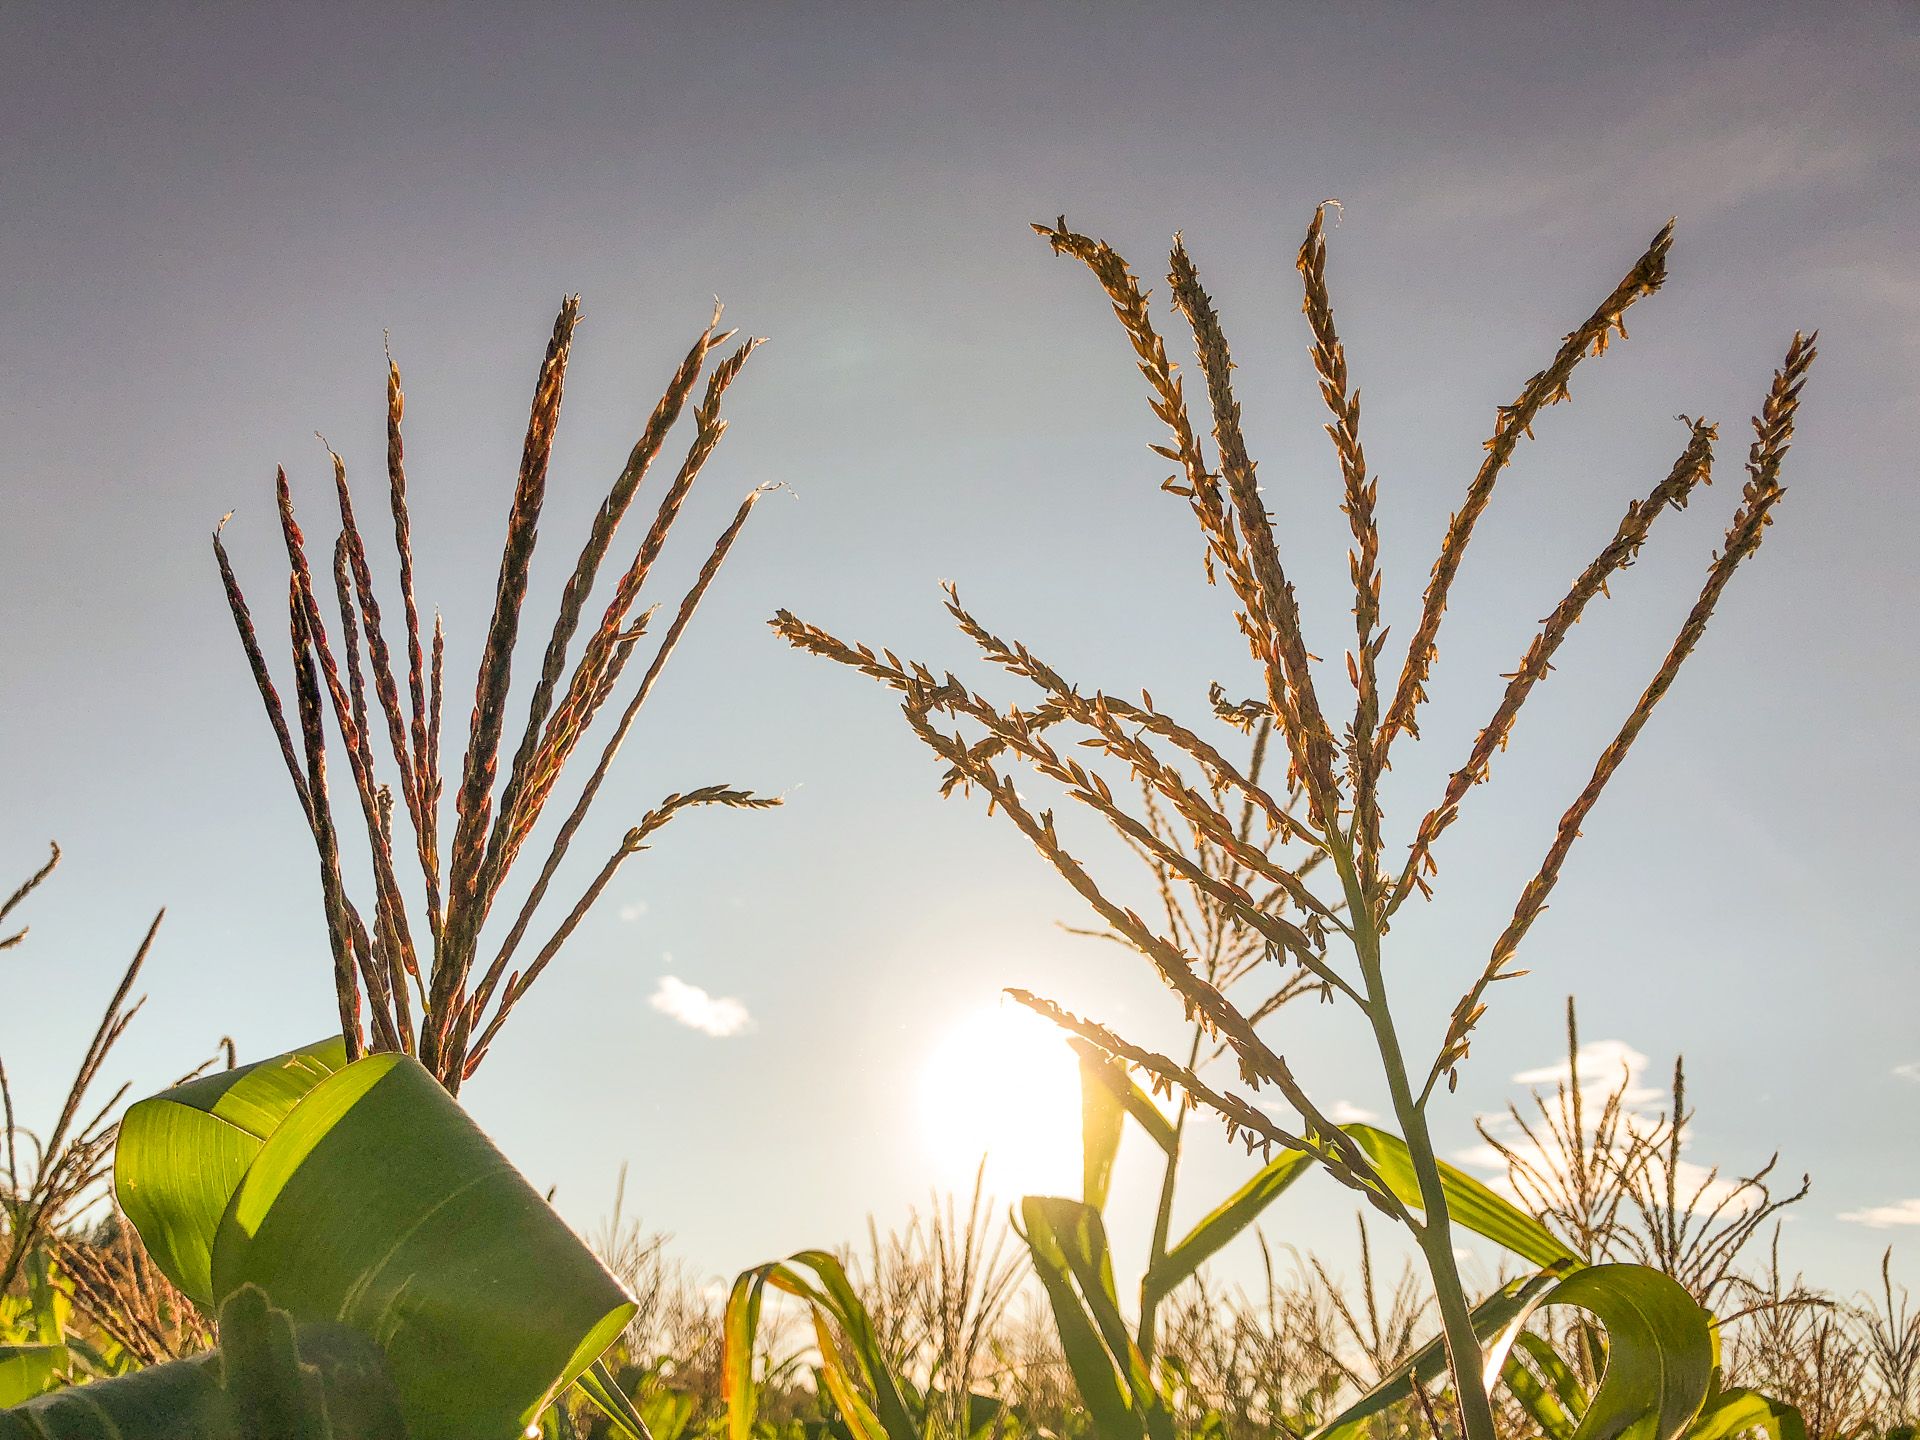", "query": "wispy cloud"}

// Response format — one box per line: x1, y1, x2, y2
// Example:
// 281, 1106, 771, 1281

1385, 39, 1881, 233
650, 976, 753, 1038
1512, 1038, 1662, 1108
1330, 1100, 1378, 1125
618, 900, 649, 922
1839, 1198, 1920, 1229
1895, 1062, 1920, 1082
